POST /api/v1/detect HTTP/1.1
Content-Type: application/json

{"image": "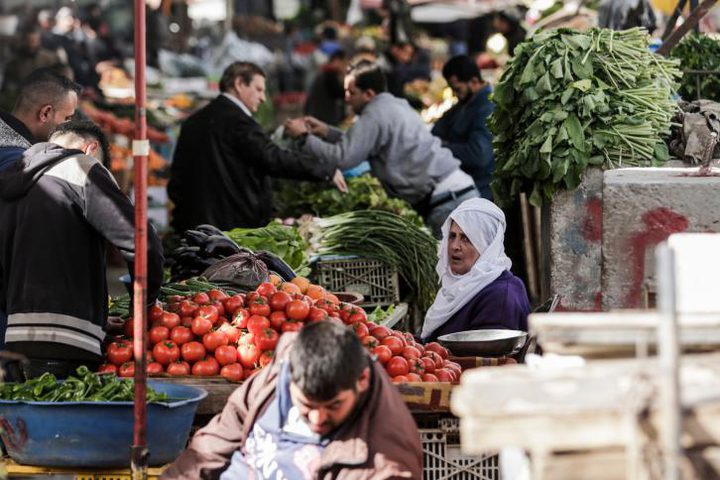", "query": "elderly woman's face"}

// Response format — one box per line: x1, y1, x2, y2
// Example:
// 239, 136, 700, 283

447, 221, 481, 275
